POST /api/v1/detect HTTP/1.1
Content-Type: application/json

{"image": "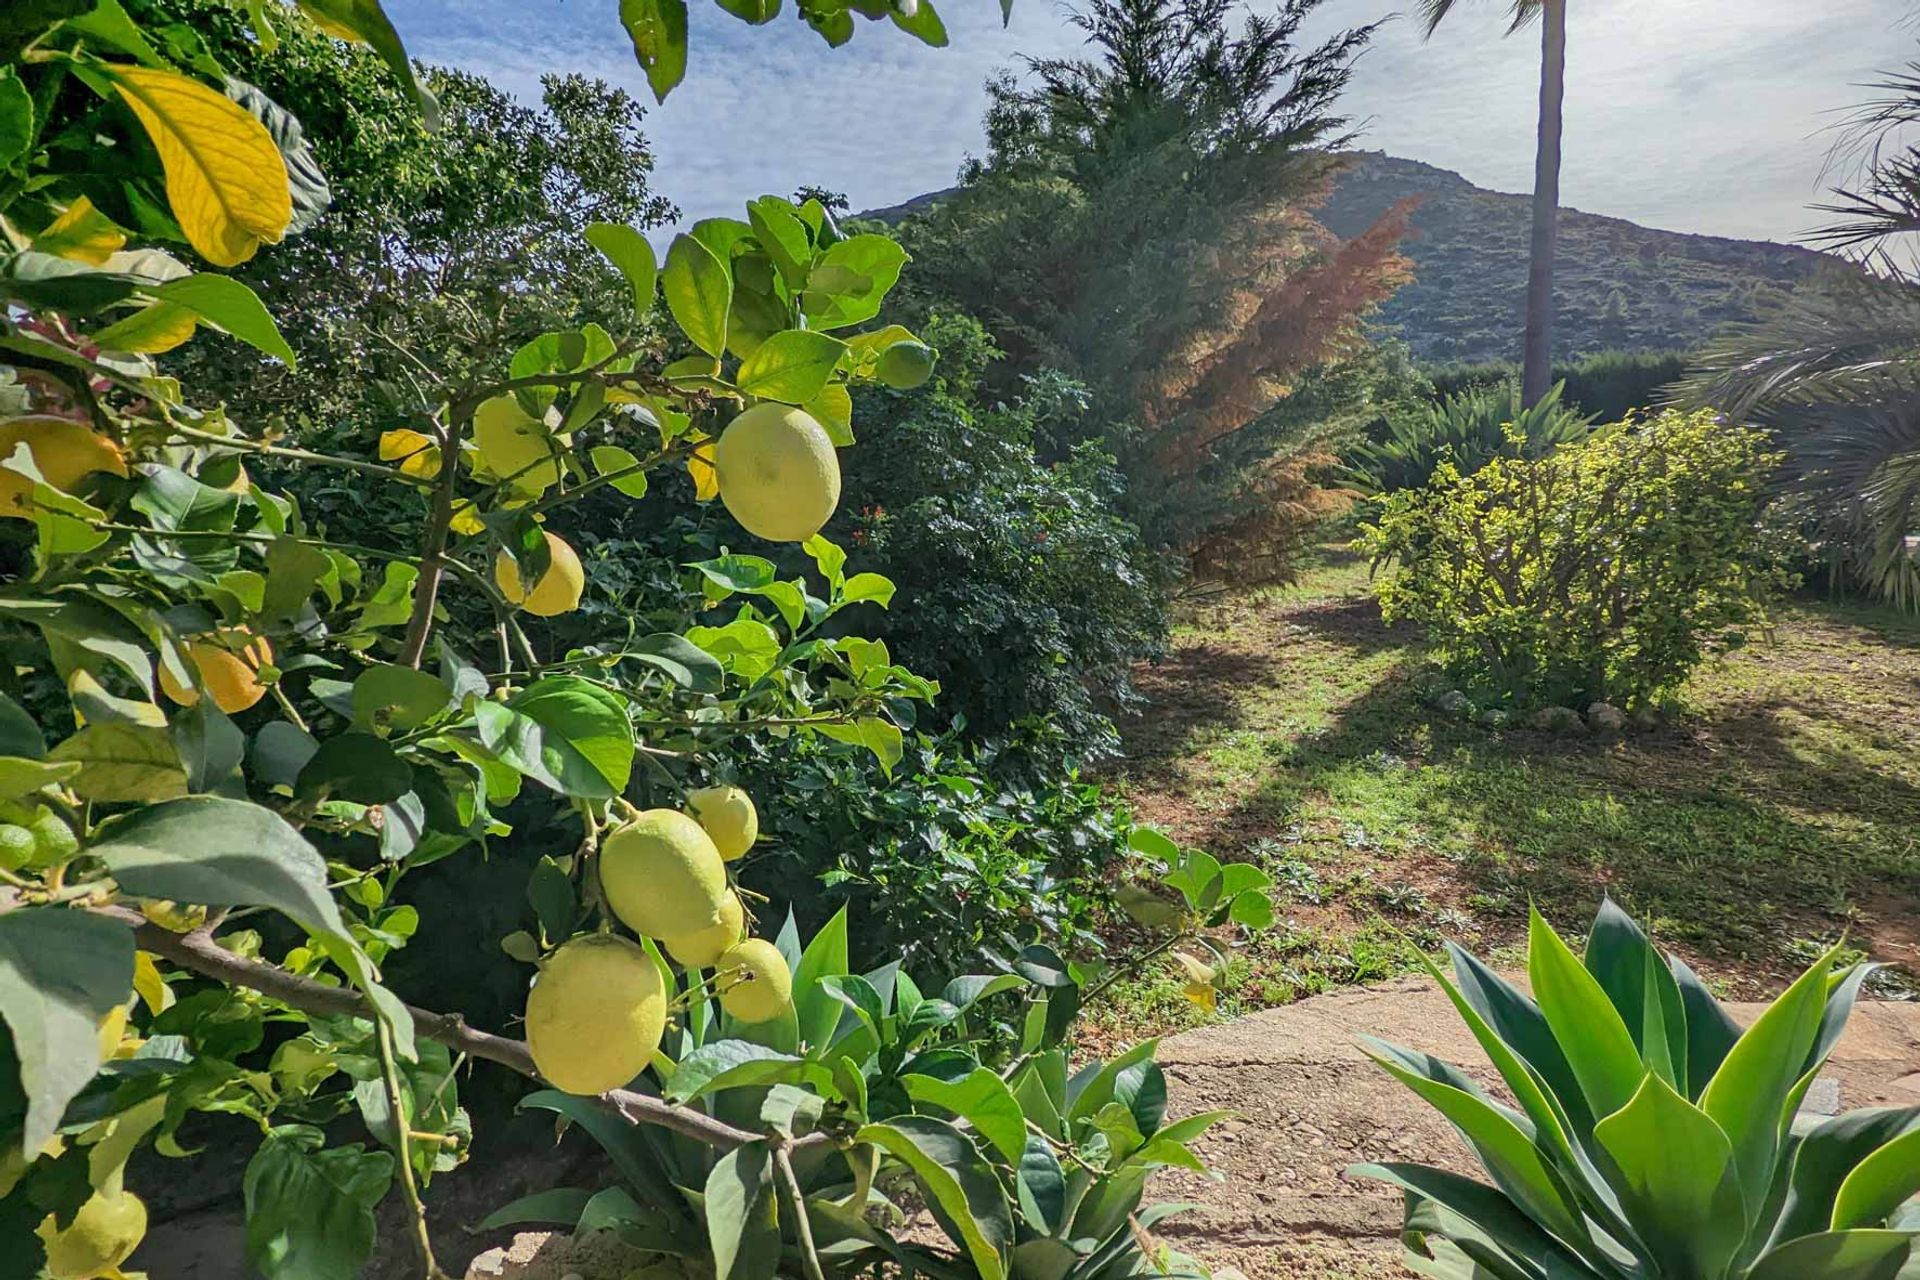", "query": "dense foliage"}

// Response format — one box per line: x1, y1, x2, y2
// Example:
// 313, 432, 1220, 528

1425, 349, 1688, 424
0, 6, 1254, 1280
1355, 899, 1920, 1279
1364, 409, 1784, 711
834, 314, 1165, 756
894, 0, 1410, 579
1345, 380, 1592, 497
